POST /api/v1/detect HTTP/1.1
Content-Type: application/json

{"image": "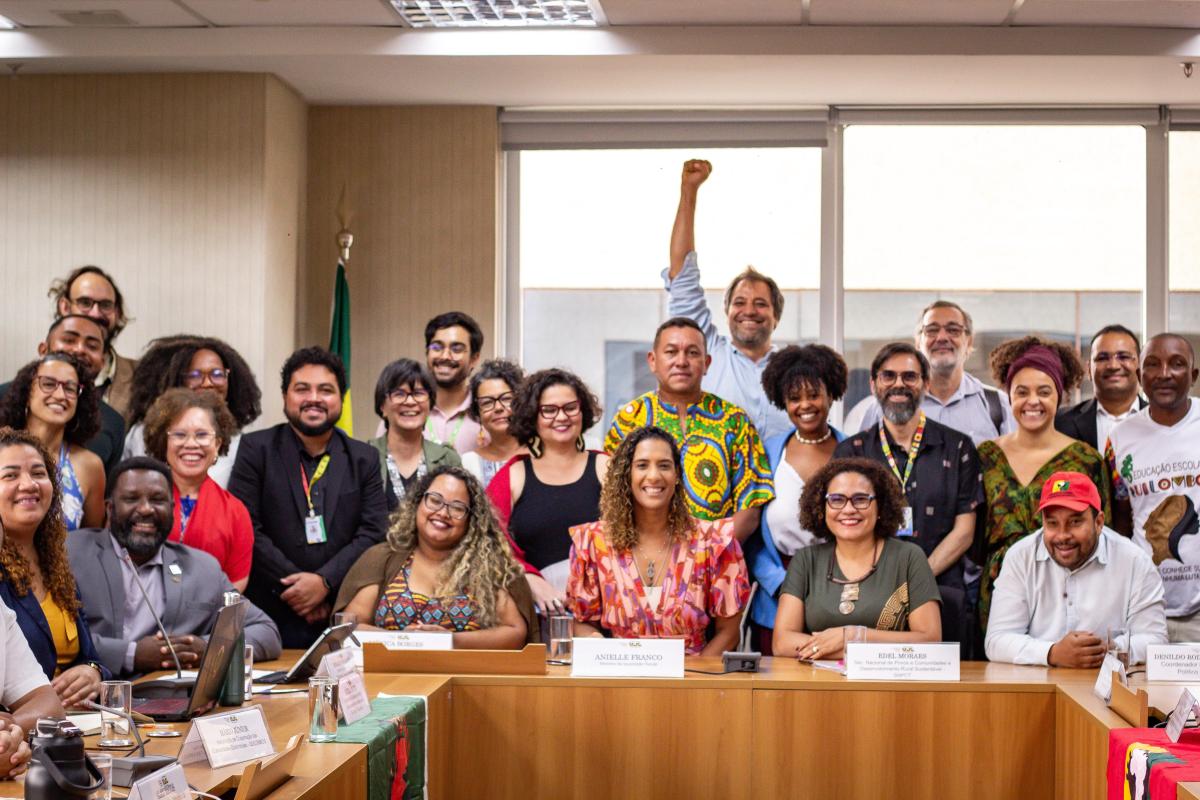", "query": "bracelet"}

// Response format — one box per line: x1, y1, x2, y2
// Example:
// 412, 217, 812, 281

84, 662, 104, 676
